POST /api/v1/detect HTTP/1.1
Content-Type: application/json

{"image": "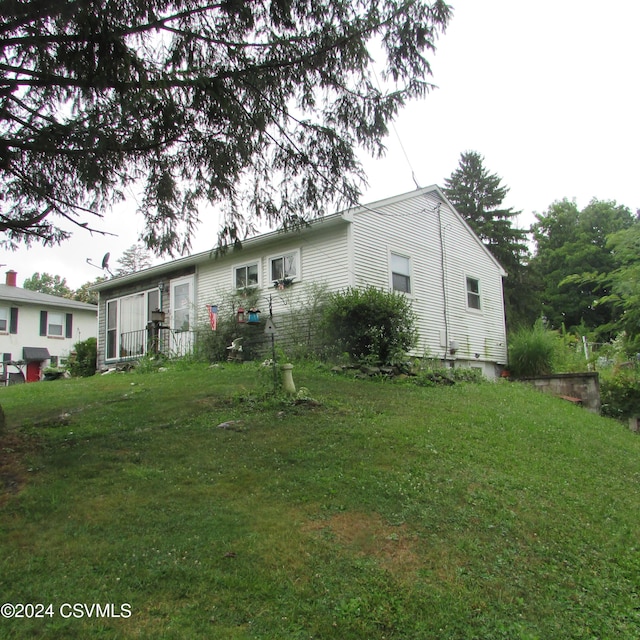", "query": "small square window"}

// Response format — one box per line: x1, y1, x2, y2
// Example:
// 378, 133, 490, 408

466, 277, 481, 310
235, 263, 259, 289
391, 253, 411, 293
